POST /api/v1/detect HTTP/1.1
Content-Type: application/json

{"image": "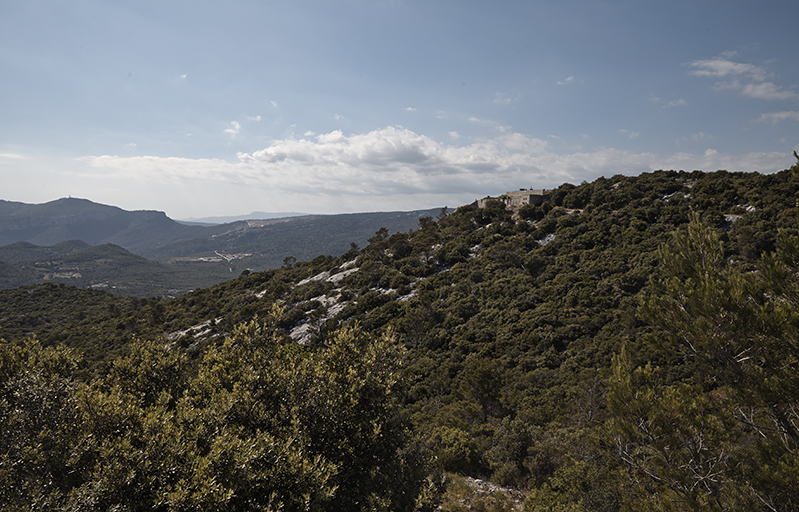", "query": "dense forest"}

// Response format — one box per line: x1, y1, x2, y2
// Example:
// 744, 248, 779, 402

2, 164, 799, 511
